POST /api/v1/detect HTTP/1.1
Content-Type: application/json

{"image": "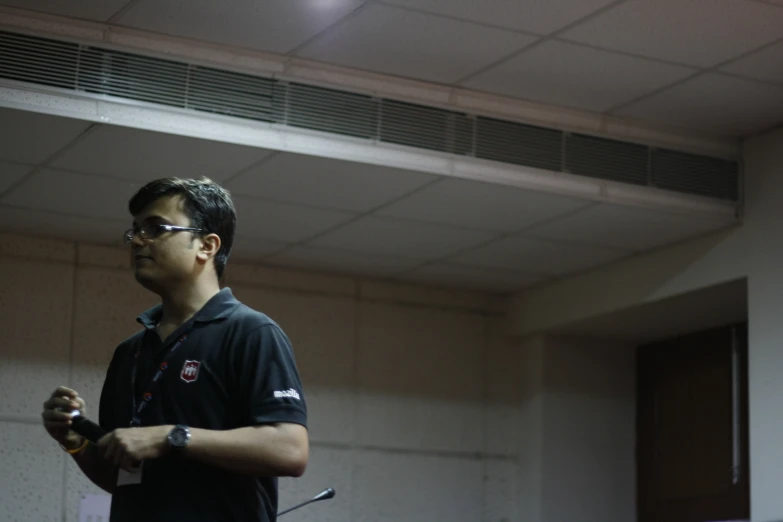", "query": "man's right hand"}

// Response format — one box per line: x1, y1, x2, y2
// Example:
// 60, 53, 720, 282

42, 386, 87, 451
